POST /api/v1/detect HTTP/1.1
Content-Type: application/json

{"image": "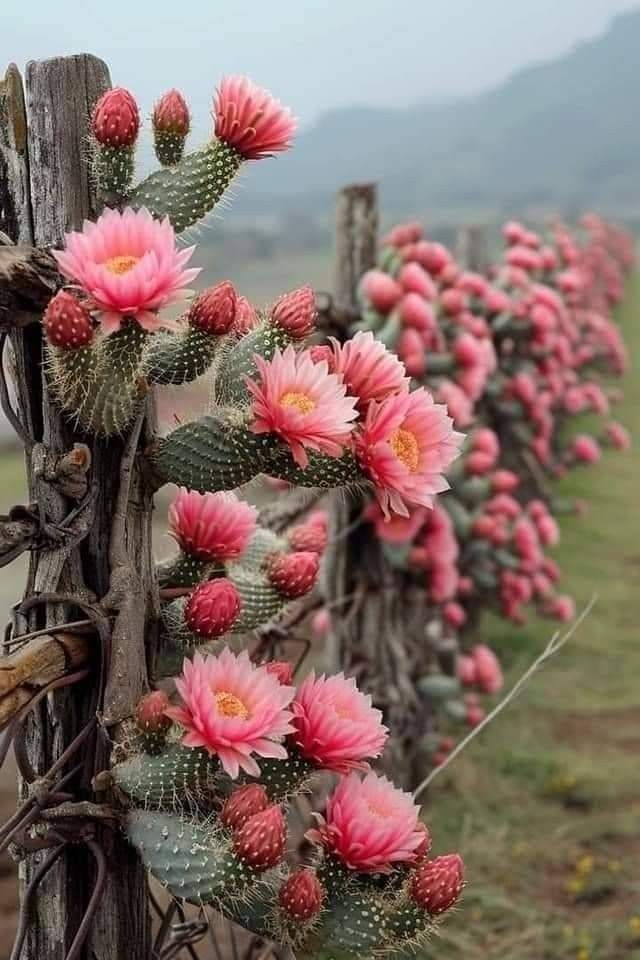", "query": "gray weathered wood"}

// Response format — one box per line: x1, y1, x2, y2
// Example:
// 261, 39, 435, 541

0, 64, 33, 244
324, 183, 439, 788
1, 54, 152, 960
333, 182, 377, 314
456, 223, 488, 272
